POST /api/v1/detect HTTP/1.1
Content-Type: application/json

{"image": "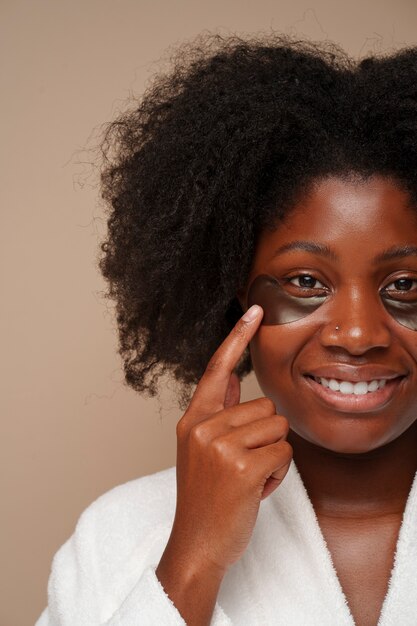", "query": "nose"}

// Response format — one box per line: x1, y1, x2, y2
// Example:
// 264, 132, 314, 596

319, 287, 391, 355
